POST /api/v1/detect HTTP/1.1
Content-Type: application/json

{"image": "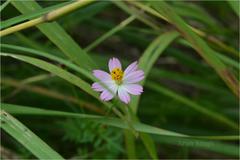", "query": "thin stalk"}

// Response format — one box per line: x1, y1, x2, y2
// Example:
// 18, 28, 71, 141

1, 1, 71, 29
127, 1, 239, 58
0, 0, 95, 37
151, 1, 239, 97
85, 15, 136, 52
0, 0, 11, 12
124, 130, 137, 159
112, 1, 161, 31
1, 78, 105, 114
2, 74, 53, 100
146, 81, 239, 130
